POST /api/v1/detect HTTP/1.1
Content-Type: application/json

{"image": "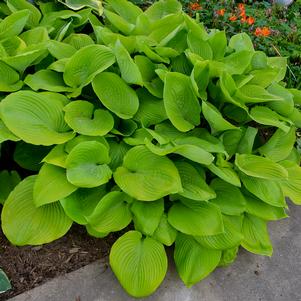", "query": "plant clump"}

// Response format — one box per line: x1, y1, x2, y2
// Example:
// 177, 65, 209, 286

0, 0, 301, 298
